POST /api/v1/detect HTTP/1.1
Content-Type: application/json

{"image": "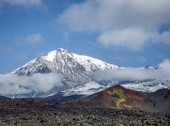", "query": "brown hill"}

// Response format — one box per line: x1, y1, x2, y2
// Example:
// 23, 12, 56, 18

80, 85, 170, 112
